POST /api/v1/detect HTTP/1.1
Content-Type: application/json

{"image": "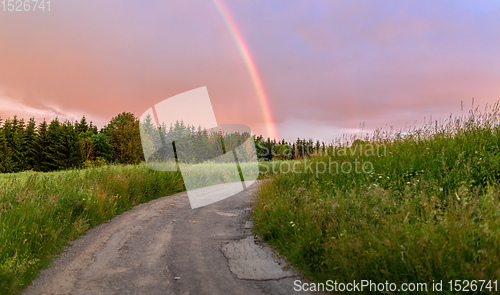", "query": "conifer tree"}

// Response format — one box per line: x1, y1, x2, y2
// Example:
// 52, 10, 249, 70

139, 114, 161, 162
37, 119, 50, 171
75, 116, 89, 135
0, 118, 12, 173
2, 116, 26, 172
60, 121, 81, 169
92, 133, 114, 162
24, 118, 39, 170
88, 121, 98, 134
43, 118, 65, 171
